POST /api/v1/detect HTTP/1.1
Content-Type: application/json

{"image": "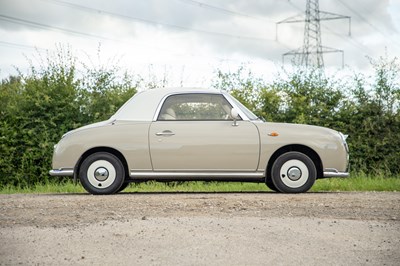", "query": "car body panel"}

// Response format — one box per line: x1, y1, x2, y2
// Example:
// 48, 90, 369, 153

256, 122, 348, 175
50, 87, 349, 187
149, 120, 260, 171
52, 121, 153, 172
